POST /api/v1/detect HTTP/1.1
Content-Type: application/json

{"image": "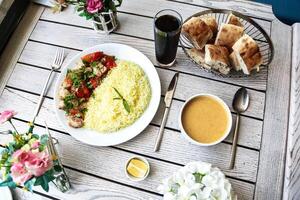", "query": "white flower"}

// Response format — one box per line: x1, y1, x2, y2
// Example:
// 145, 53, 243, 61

184, 173, 196, 187
164, 192, 177, 200
158, 161, 235, 200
